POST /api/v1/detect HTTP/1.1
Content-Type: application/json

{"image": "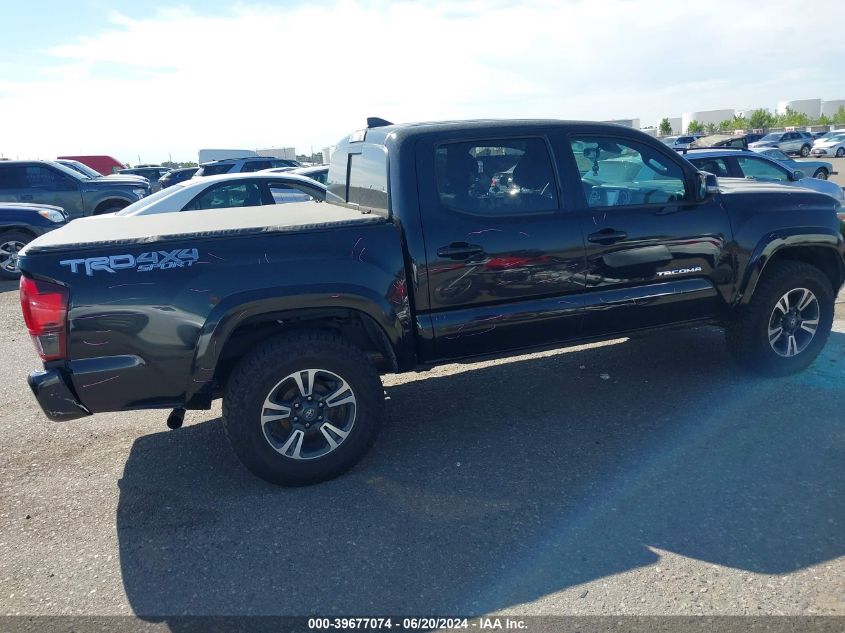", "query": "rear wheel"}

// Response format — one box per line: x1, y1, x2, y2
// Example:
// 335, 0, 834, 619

726, 261, 834, 376
0, 230, 32, 279
813, 168, 829, 180
222, 331, 384, 485
800, 144, 811, 157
